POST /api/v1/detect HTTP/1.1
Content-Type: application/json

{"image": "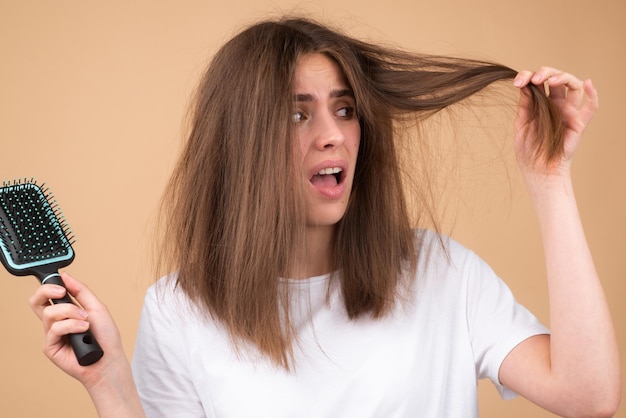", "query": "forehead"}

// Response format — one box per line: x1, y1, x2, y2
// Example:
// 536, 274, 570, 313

293, 53, 349, 91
